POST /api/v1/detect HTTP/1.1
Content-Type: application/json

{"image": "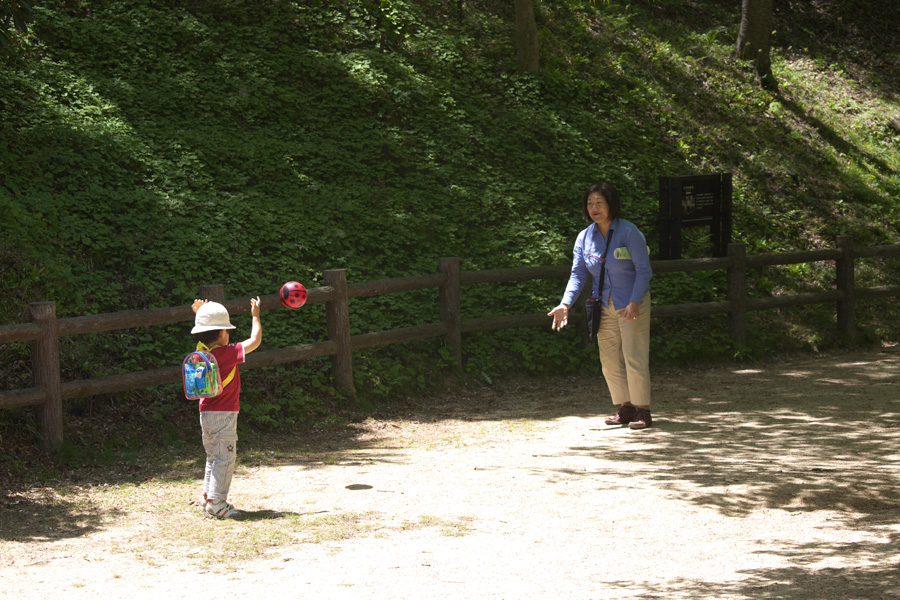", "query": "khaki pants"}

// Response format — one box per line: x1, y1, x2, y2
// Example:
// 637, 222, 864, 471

597, 293, 651, 407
